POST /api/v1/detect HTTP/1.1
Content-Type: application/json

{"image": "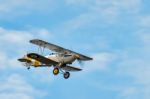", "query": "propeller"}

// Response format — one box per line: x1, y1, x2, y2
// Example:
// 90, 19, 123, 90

63, 51, 85, 68
77, 59, 84, 67
74, 54, 84, 68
